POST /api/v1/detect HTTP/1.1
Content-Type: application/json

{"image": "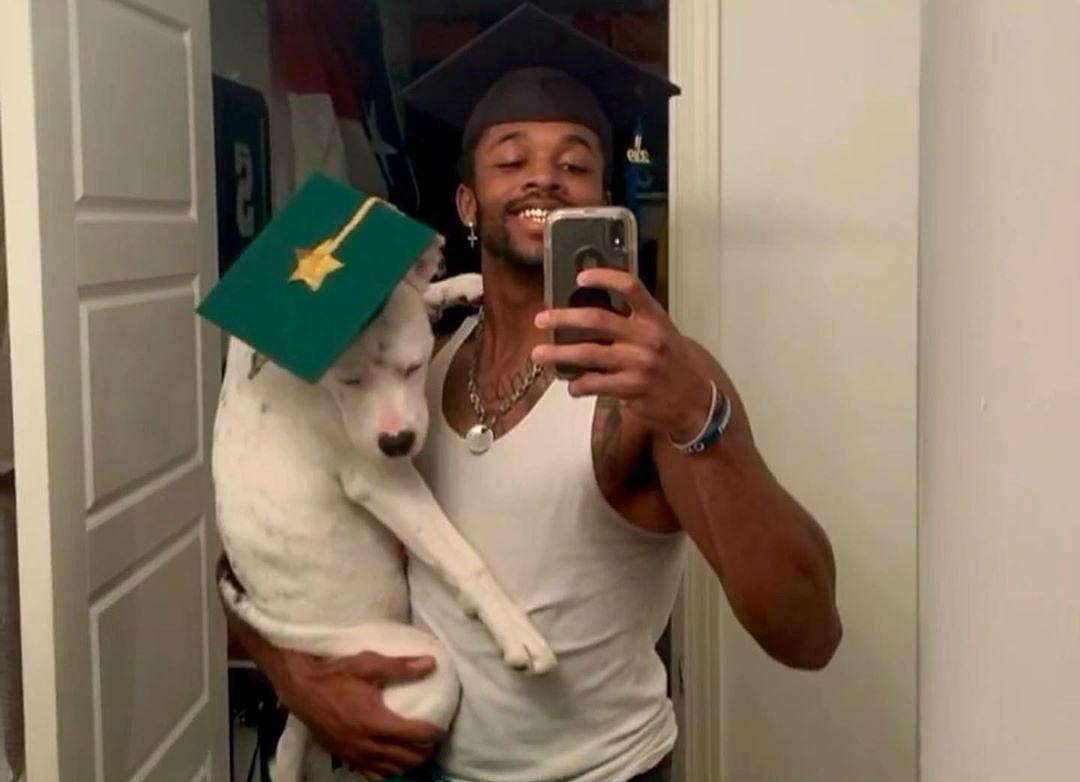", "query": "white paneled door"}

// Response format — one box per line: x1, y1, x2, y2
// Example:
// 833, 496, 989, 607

1, 0, 227, 779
